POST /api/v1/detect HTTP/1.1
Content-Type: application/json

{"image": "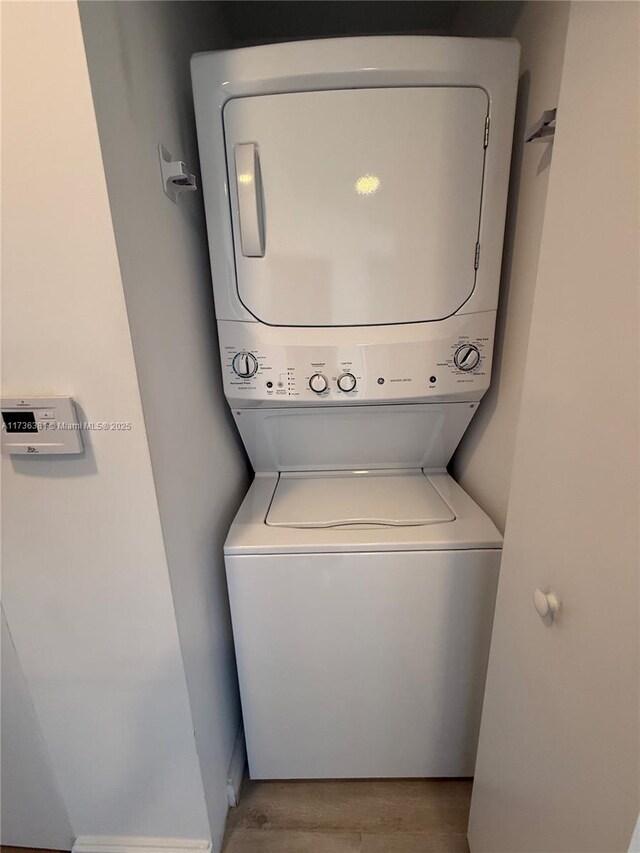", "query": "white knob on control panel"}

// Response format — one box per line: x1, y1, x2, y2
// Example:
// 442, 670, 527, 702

337, 372, 357, 392
309, 373, 328, 393
232, 351, 258, 378
454, 344, 481, 371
